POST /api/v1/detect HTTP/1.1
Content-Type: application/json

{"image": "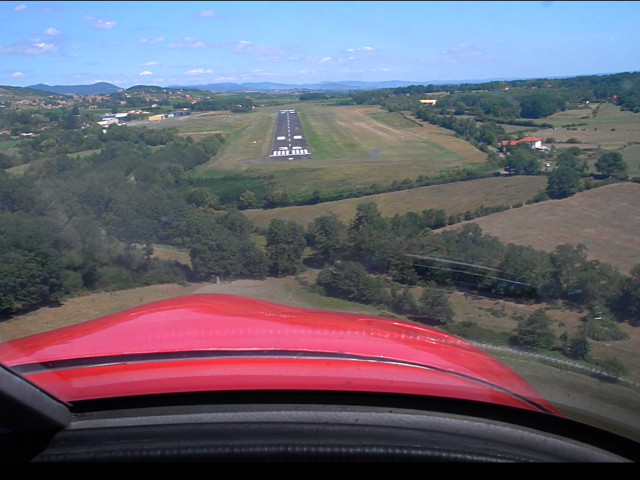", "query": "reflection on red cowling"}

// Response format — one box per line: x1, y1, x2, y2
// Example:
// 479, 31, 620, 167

0, 294, 560, 414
